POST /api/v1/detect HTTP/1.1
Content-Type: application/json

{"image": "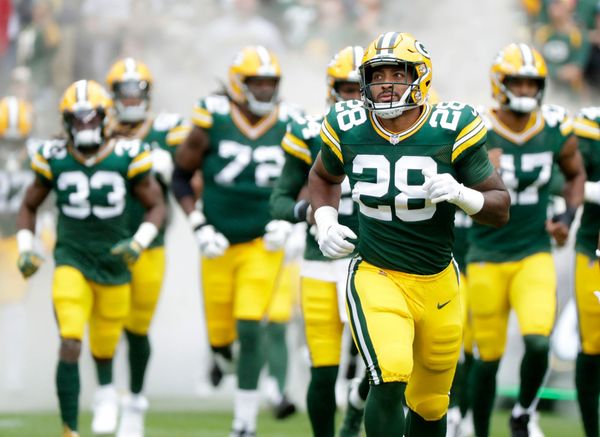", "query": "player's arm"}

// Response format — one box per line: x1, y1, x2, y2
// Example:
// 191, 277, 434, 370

546, 135, 586, 245
16, 177, 51, 277
270, 153, 310, 223
464, 170, 511, 227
